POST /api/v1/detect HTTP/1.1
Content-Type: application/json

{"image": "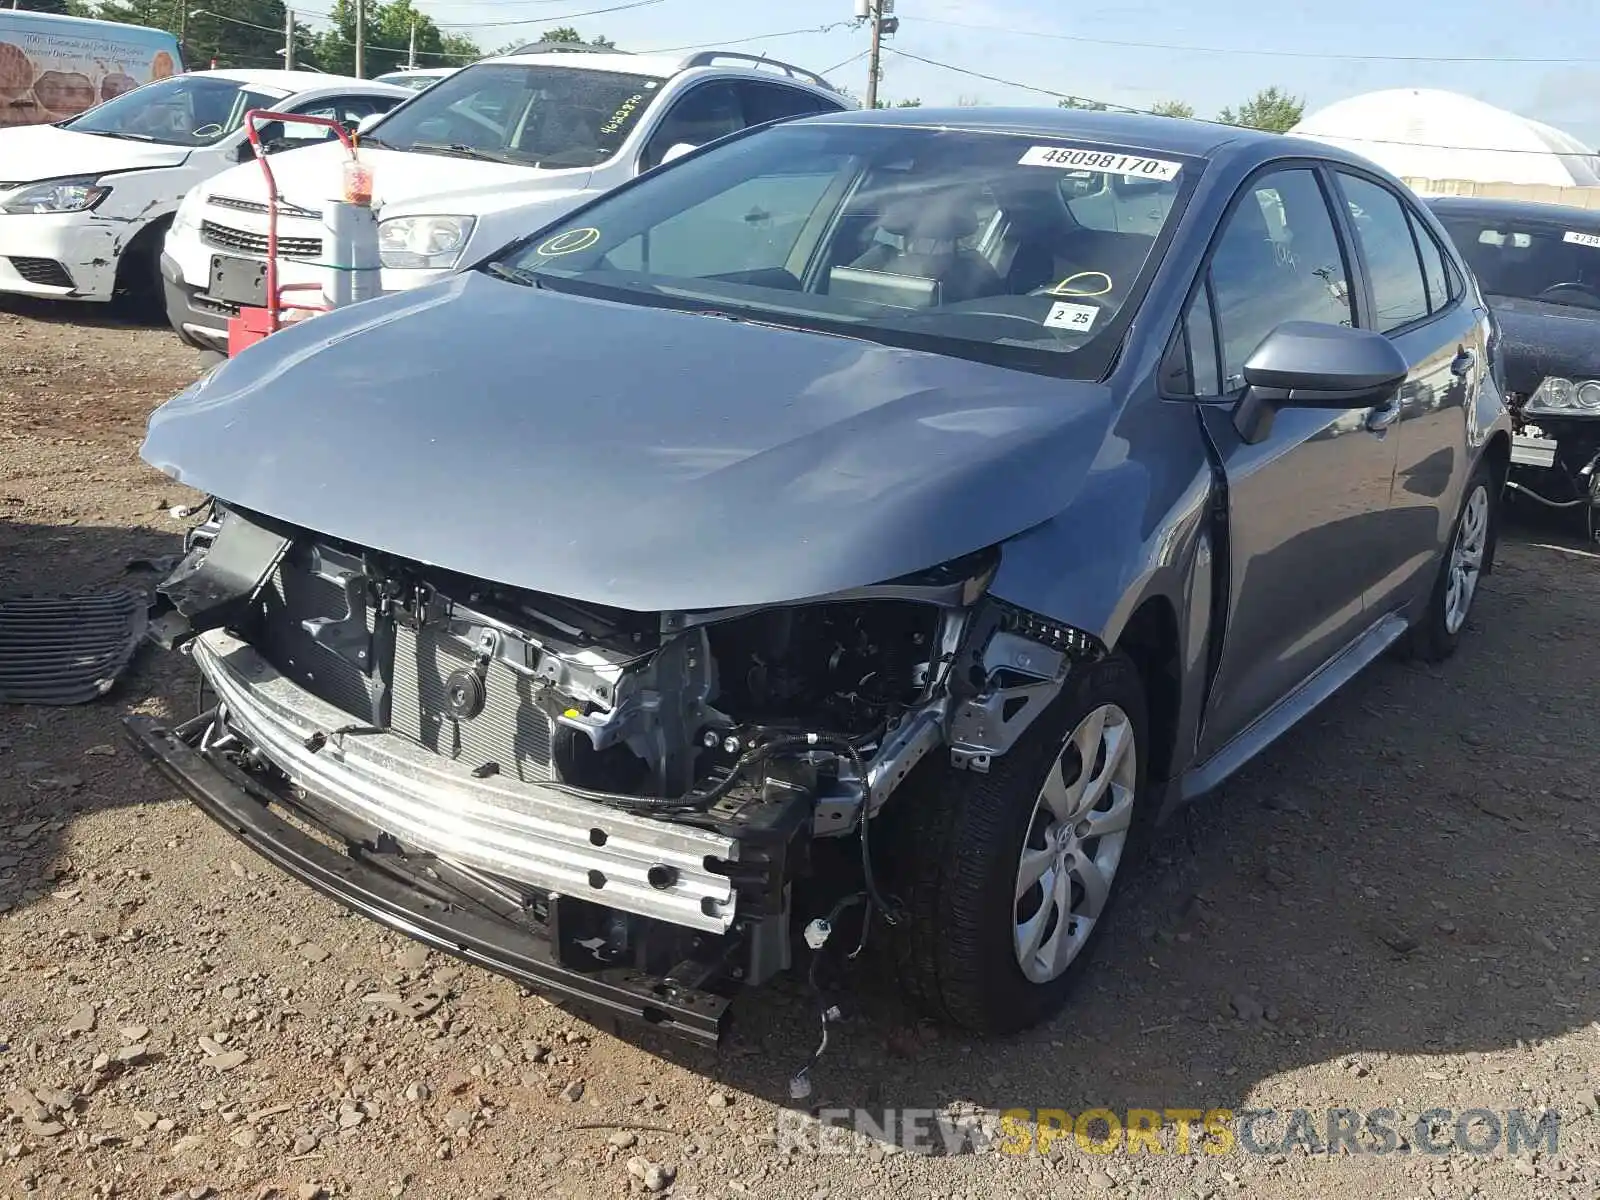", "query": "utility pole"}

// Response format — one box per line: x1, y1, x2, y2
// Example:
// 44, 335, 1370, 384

407, 20, 416, 68
283, 7, 295, 70
354, 0, 365, 77
864, 0, 882, 110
